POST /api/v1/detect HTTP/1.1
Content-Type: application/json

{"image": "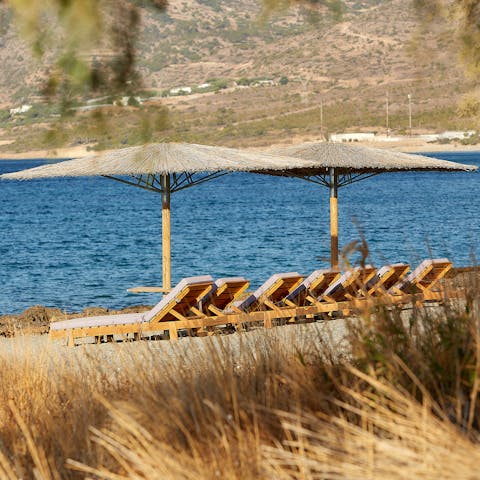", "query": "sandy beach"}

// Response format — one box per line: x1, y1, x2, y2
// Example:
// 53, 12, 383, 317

0, 138, 479, 160
0, 319, 349, 365
357, 138, 480, 153
0, 144, 95, 160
